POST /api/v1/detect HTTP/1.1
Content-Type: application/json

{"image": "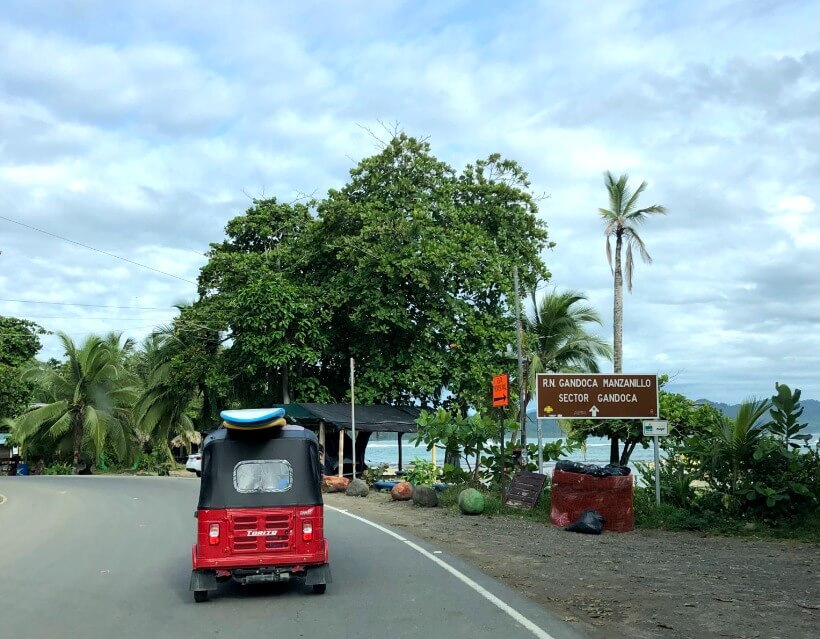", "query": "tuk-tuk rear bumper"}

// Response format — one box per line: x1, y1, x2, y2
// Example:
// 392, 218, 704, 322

191, 539, 329, 571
